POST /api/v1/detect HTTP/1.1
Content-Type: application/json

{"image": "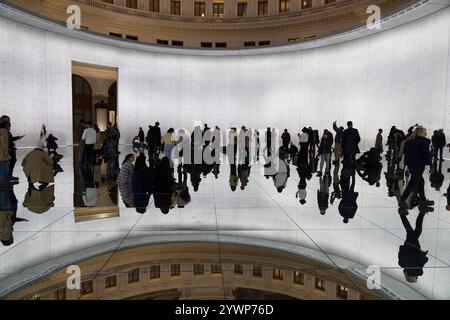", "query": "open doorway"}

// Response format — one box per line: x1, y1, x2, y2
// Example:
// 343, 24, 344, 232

71, 62, 119, 221
72, 62, 118, 145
